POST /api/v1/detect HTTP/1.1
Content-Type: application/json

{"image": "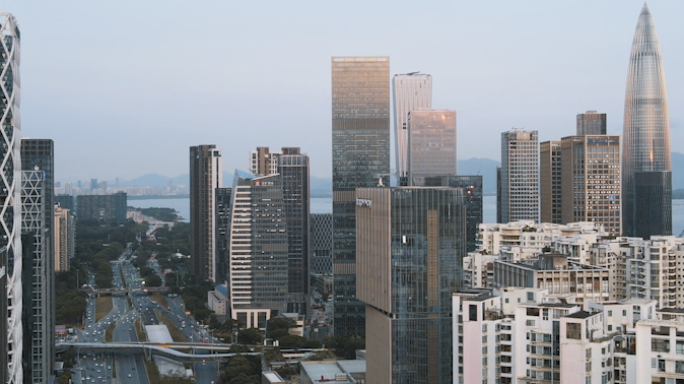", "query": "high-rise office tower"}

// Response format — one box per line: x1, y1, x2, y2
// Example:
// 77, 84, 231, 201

20, 139, 54, 384
499, 129, 539, 223
357, 187, 466, 384
90, 178, 98, 191
249, 147, 281, 176
406, 109, 457, 184
0, 13, 21, 384
576, 110, 607, 135
622, 4, 671, 239
245, 146, 311, 314
331, 56, 390, 337
228, 171, 288, 328
214, 187, 232, 285
278, 147, 310, 315
561, 135, 622, 235
540, 140, 562, 224
393, 72, 432, 185
190, 145, 222, 282
21, 170, 54, 384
